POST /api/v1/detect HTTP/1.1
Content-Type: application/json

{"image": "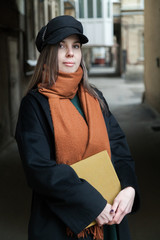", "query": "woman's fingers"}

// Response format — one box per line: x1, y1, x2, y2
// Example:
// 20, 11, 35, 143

110, 198, 119, 214
96, 187, 135, 226
111, 201, 127, 224
108, 187, 135, 225
96, 203, 115, 226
